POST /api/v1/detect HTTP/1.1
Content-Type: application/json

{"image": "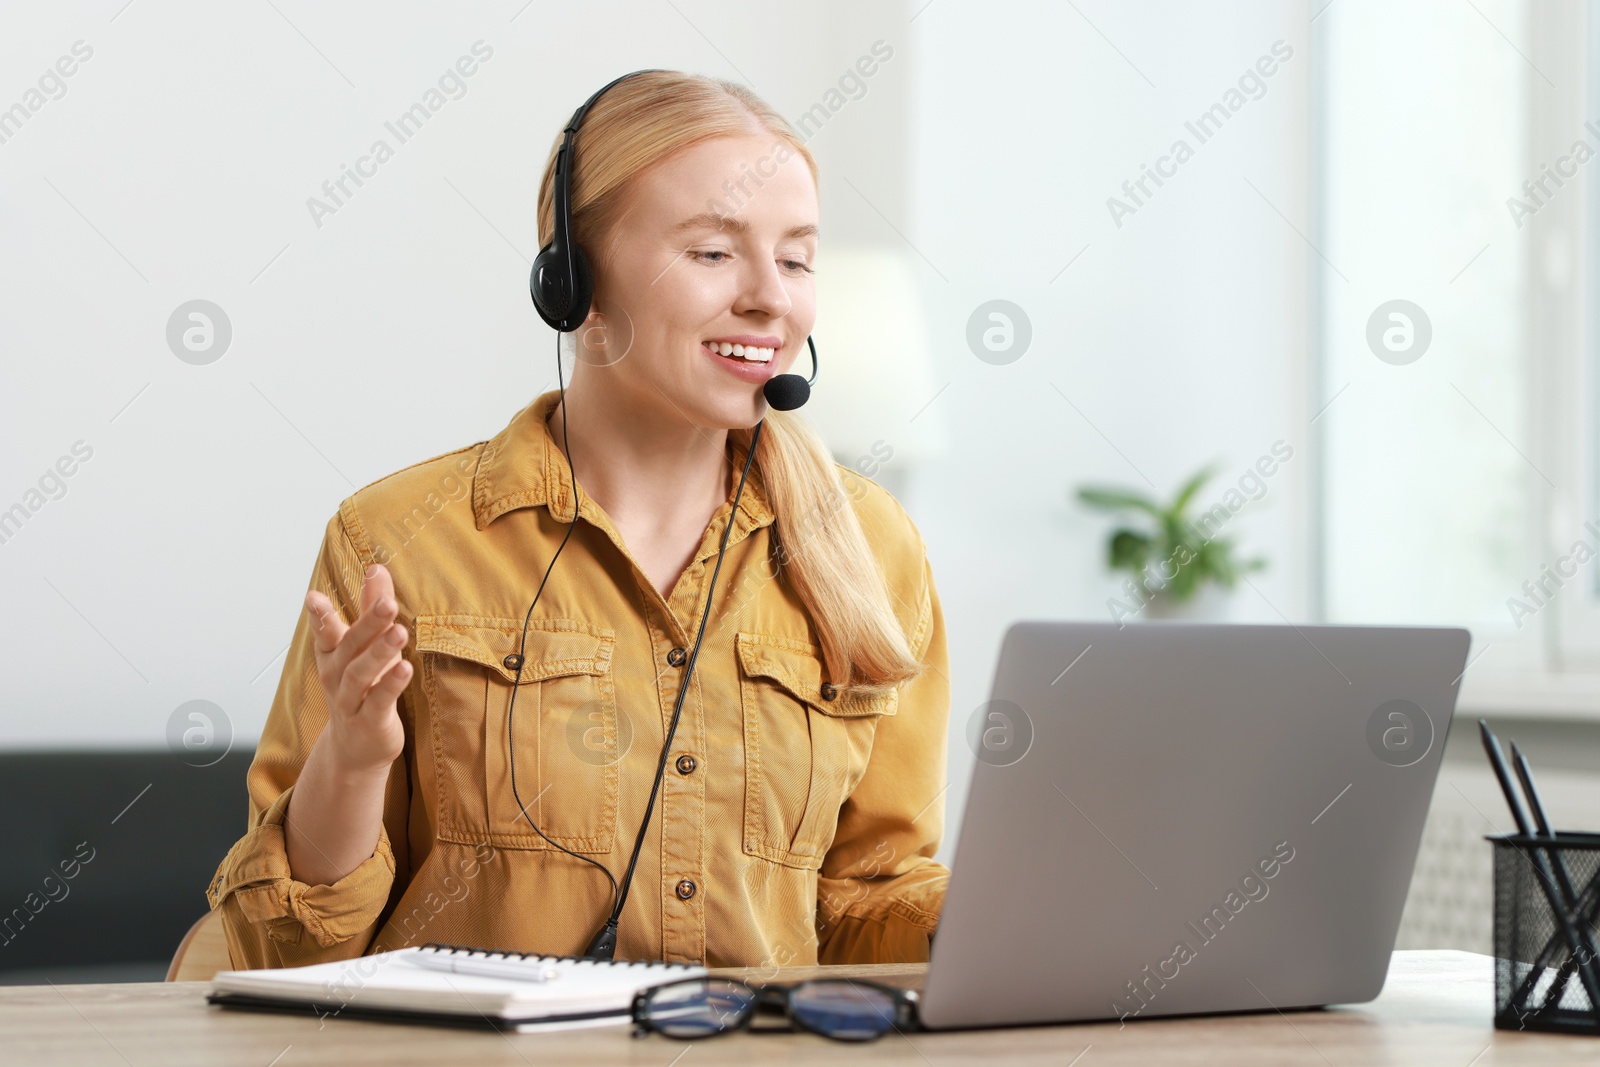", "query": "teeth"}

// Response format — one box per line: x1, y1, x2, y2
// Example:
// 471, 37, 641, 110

706, 342, 775, 363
